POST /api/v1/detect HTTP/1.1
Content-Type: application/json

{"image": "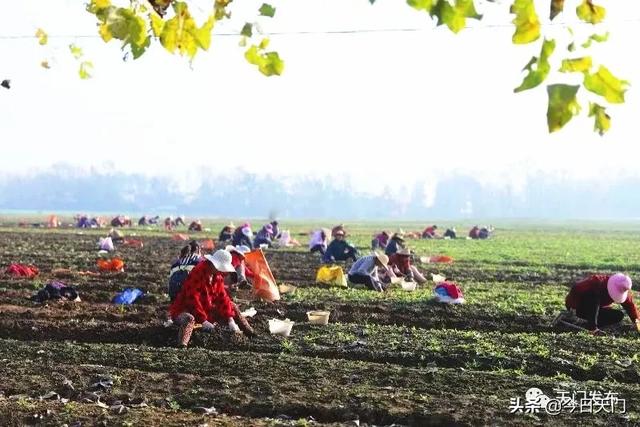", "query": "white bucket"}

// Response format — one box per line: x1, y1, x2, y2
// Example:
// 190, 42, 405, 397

307, 311, 331, 325
401, 281, 417, 291
268, 319, 294, 337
